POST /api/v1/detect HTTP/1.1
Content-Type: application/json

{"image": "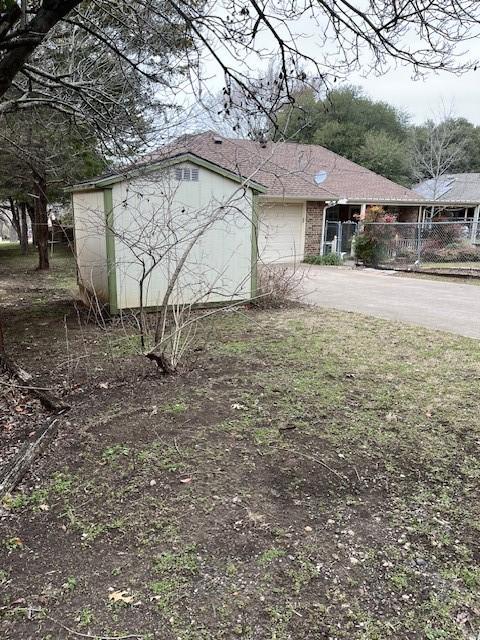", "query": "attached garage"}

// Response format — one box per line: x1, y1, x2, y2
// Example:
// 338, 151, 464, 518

257, 202, 305, 263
